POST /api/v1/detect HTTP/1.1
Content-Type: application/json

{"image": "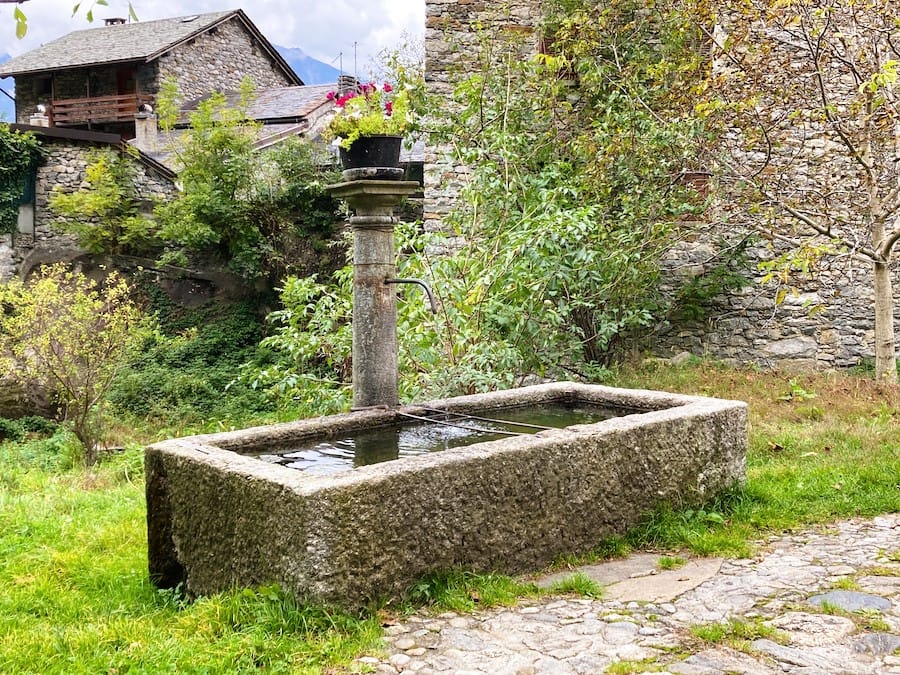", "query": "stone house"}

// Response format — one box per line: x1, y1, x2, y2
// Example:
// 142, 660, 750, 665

0, 10, 344, 282
0, 10, 301, 137
0, 123, 177, 281
423, 0, 900, 371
